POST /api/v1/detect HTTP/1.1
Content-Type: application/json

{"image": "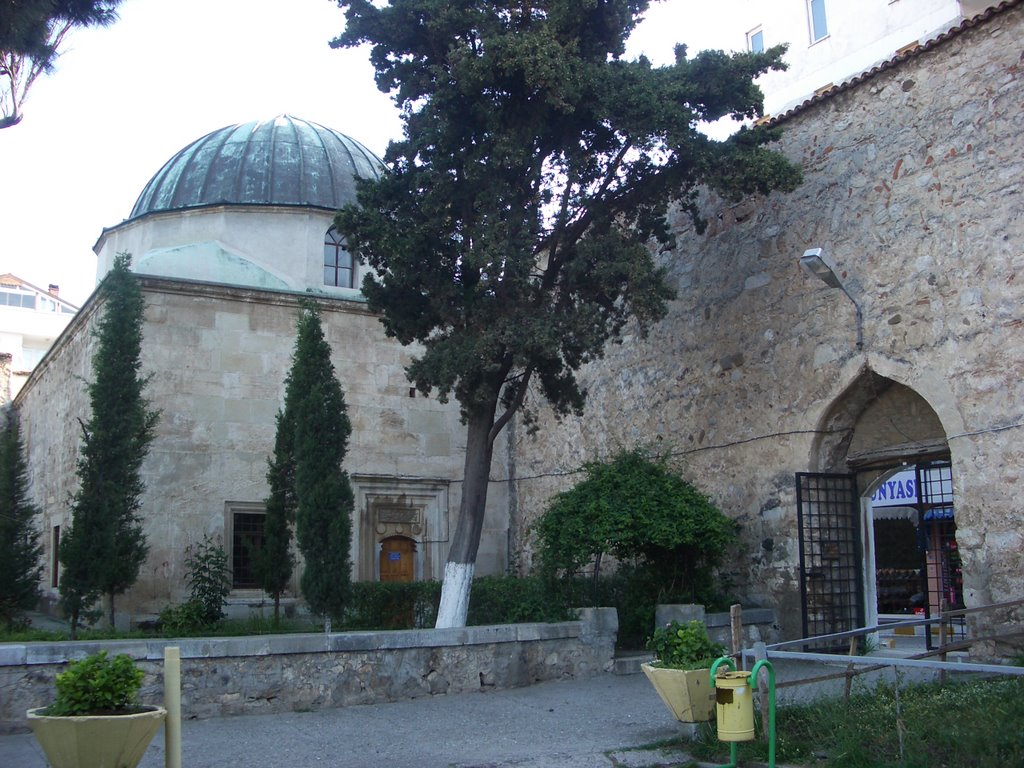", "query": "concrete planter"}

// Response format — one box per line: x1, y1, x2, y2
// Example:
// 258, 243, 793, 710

26, 705, 166, 768
641, 662, 714, 722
